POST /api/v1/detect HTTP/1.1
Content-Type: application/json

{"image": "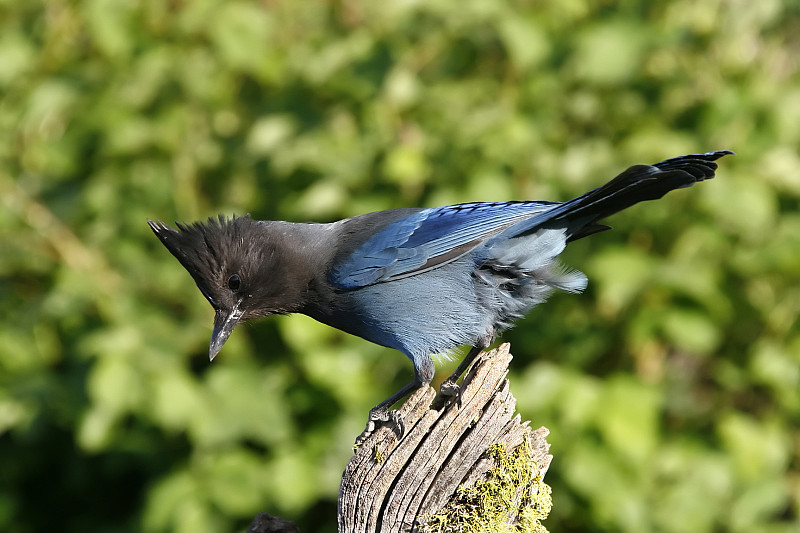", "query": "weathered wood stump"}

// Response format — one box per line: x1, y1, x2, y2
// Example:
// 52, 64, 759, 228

248, 343, 553, 532
338, 343, 553, 533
